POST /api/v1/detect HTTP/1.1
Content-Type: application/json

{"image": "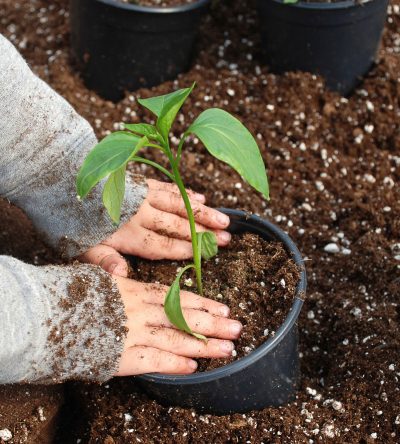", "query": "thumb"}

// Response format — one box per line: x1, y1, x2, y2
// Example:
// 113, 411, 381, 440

79, 244, 129, 278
